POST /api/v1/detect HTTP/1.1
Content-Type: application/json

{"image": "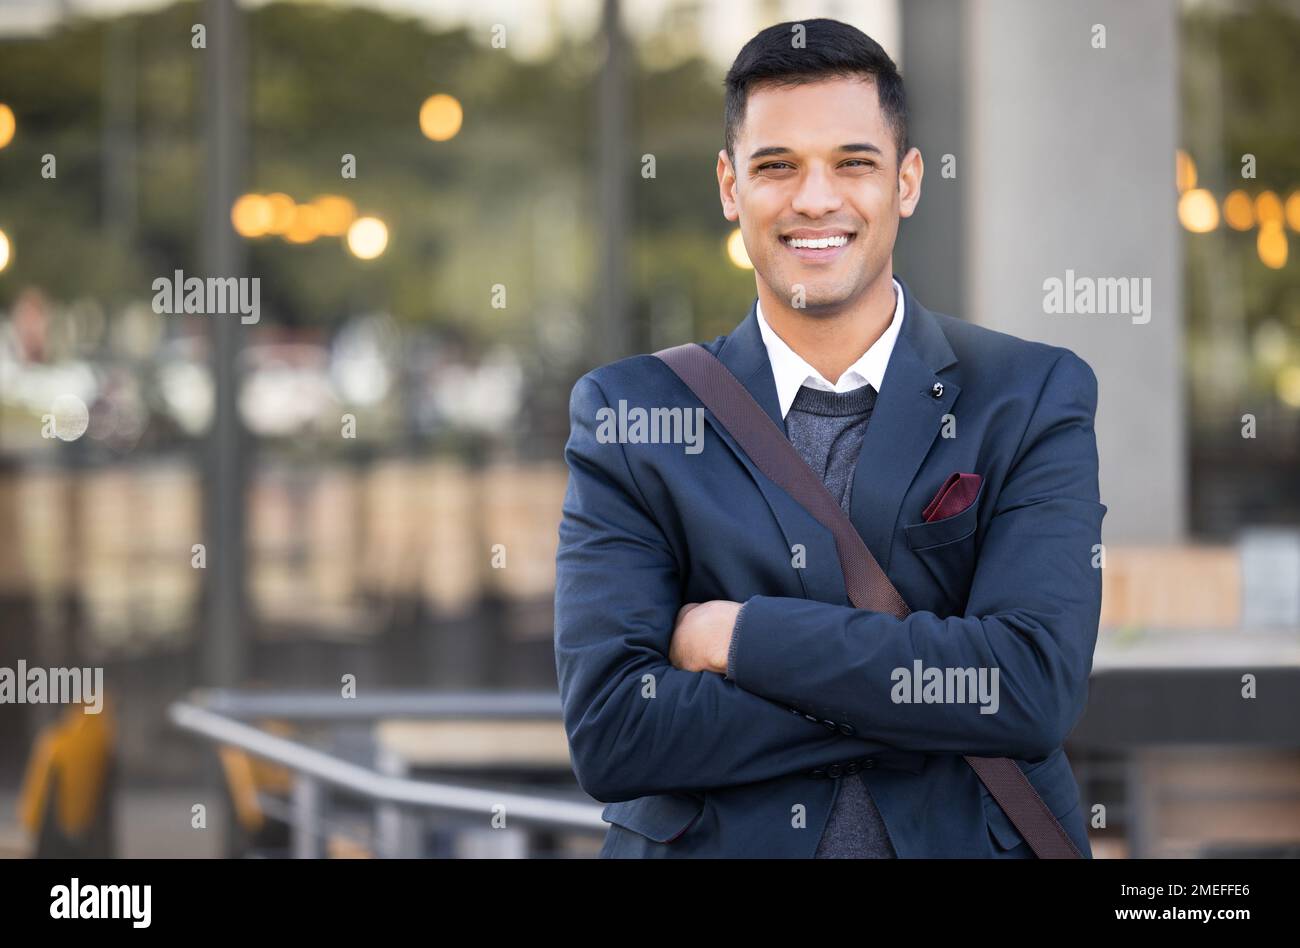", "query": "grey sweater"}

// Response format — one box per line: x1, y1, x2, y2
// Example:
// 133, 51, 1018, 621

733, 382, 898, 858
